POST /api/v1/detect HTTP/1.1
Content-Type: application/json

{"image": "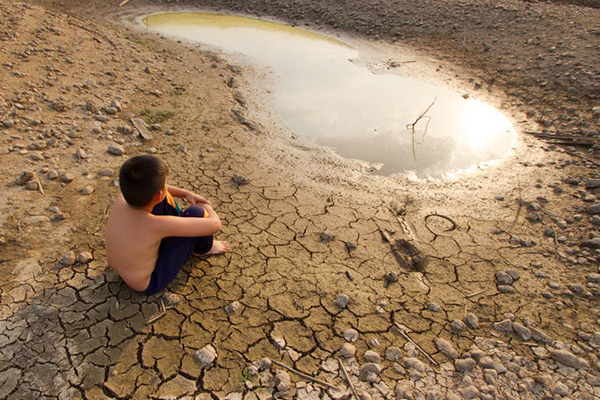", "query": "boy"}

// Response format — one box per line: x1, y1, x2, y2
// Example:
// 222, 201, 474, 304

105, 155, 228, 294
